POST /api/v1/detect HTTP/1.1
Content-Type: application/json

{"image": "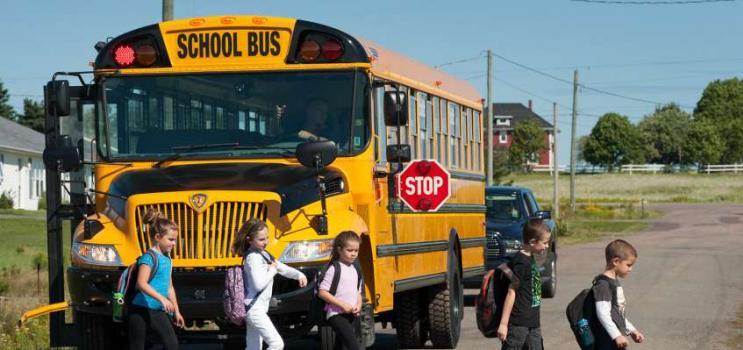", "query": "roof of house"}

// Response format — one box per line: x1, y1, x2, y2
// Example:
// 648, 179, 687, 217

0, 117, 44, 155
491, 103, 553, 130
